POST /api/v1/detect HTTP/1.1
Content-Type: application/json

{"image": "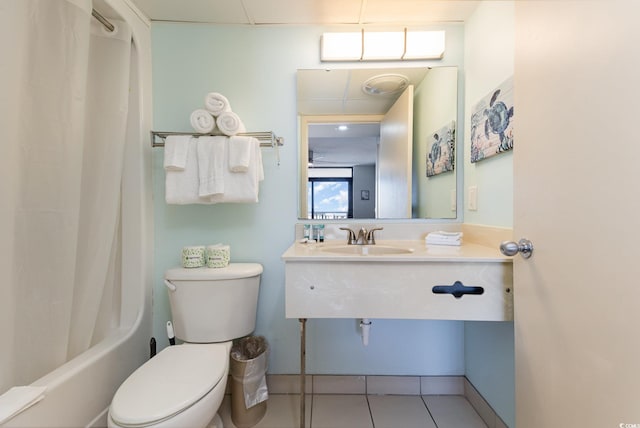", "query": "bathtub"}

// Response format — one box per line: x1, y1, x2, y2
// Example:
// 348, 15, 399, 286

2, 1, 154, 426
